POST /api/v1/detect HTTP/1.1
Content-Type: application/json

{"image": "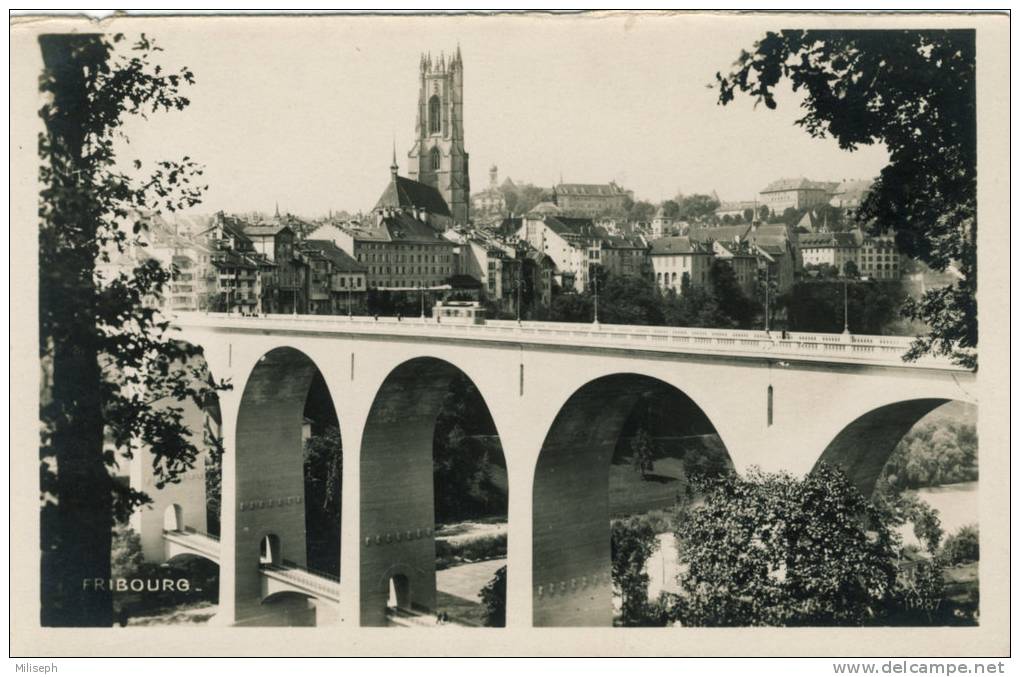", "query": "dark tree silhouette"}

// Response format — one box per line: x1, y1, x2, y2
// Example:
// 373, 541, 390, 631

39, 33, 223, 626
716, 30, 976, 367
